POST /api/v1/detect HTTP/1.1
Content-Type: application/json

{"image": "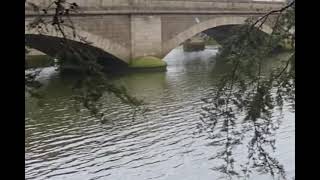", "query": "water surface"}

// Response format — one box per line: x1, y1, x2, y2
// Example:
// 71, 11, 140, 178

25, 46, 294, 180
